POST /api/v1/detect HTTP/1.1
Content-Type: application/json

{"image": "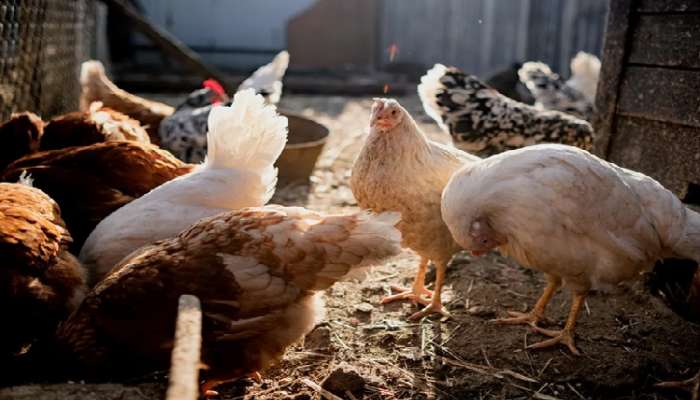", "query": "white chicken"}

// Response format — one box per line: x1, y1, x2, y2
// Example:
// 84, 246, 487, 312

441, 144, 700, 354
351, 98, 480, 319
80, 89, 287, 283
